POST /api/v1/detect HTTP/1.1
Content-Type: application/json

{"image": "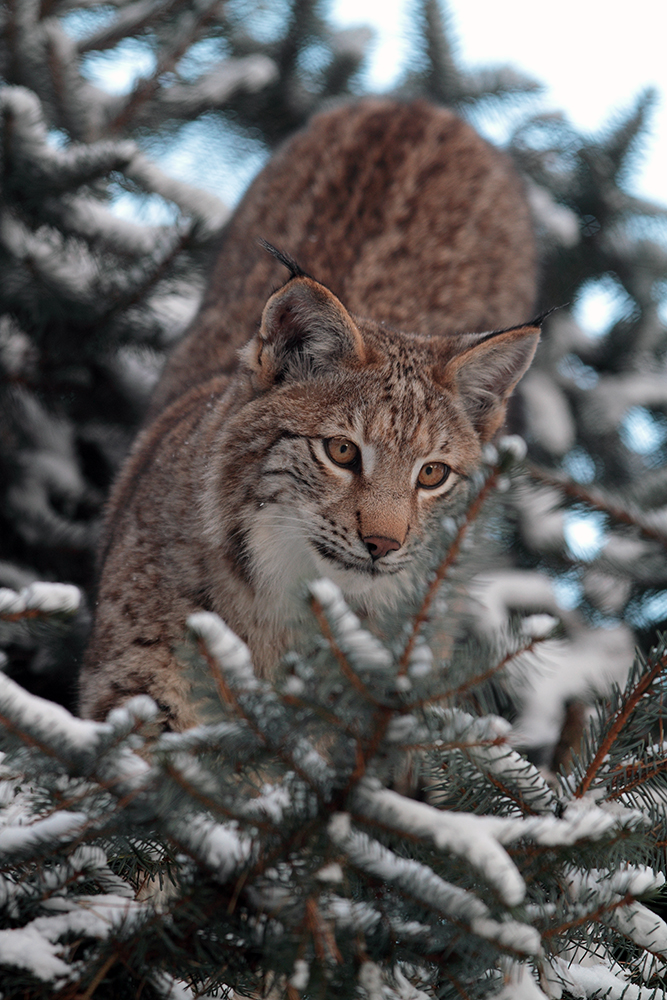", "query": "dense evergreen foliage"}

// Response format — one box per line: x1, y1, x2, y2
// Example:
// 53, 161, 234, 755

1, 1, 666, 997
